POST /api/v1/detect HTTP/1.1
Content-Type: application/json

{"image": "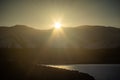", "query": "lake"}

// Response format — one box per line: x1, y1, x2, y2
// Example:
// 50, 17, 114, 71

46, 64, 120, 80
